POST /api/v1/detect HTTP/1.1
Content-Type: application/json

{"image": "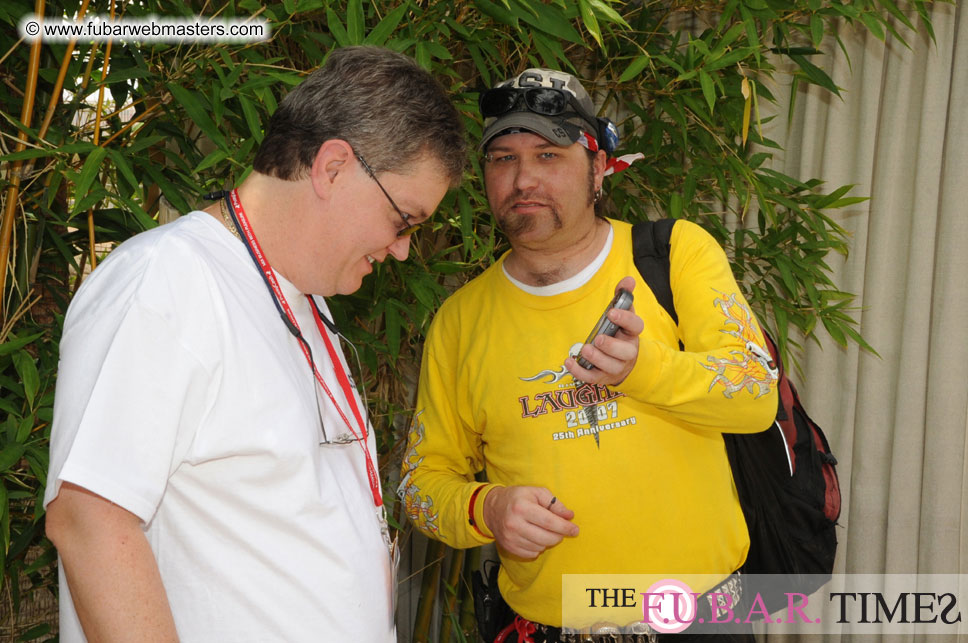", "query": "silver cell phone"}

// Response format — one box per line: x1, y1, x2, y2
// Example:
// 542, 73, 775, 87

576, 288, 634, 370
